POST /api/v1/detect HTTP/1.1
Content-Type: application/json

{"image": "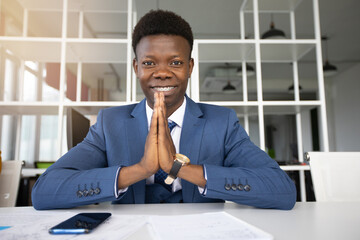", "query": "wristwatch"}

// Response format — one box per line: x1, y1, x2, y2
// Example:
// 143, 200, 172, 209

164, 153, 190, 184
